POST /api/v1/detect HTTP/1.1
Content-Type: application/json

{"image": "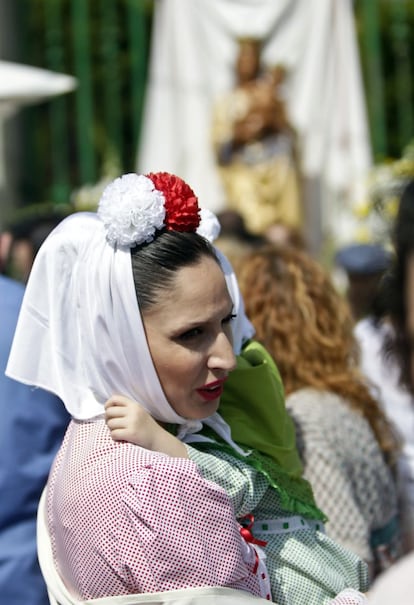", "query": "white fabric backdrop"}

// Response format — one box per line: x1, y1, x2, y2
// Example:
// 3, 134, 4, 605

137, 0, 372, 245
